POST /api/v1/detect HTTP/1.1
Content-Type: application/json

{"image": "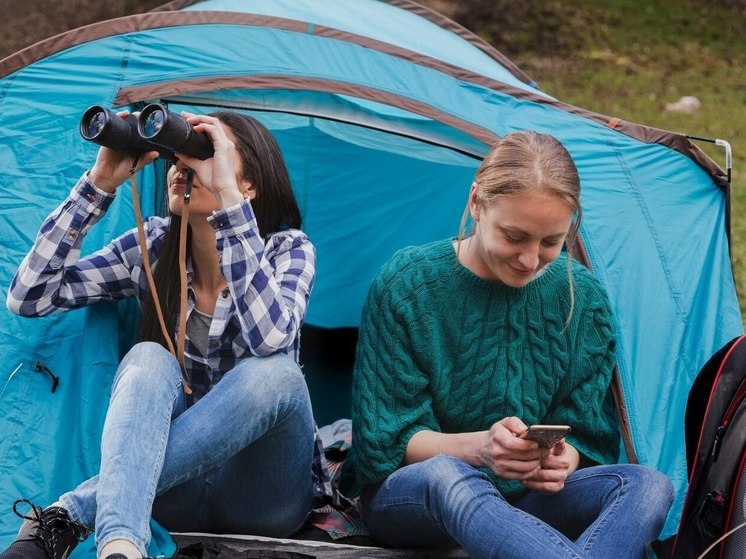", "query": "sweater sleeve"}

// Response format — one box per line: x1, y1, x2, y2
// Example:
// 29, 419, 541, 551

346, 255, 440, 491
543, 277, 621, 467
